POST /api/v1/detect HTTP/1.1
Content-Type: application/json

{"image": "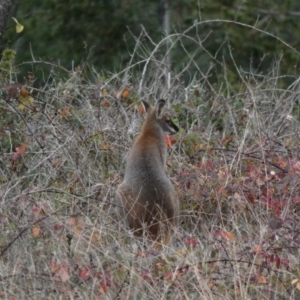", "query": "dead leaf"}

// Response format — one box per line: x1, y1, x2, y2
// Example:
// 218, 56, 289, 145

100, 142, 110, 150
12, 143, 28, 161
224, 231, 235, 241
258, 275, 267, 284
101, 87, 108, 96
66, 216, 77, 226
233, 192, 242, 202
122, 87, 130, 98
214, 230, 235, 241
291, 278, 299, 285
49, 261, 60, 274
49, 261, 70, 282
101, 98, 110, 107
291, 279, 300, 291
116, 86, 130, 99
61, 107, 69, 118
20, 87, 28, 97
66, 216, 84, 236
32, 225, 42, 237
252, 245, 262, 254
116, 90, 122, 99
18, 95, 34, 111
59, 265, 70, 282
